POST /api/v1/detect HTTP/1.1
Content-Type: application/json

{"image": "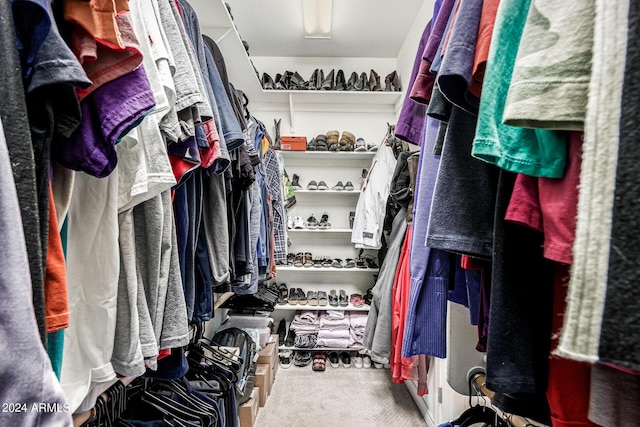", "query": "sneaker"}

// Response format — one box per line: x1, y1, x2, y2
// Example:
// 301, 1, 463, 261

317, 180, 329, 190
306, 214, 319, 229
279, 351, 292, 369
344, 181, 354, 191
307, 180, 318, 190
354, 354, 363, 368
354, 138, 367, 152
362, 355, 372, 368
287, 216, 294, 229
291, 174, 302, 190
340, 351, 351, 368
293, 216, 305, 229
293, 351, 312, 367
328, 351, 340, 368
374, 362, 384, 369
318, 213, 331, 229
331, 181, 344, 191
